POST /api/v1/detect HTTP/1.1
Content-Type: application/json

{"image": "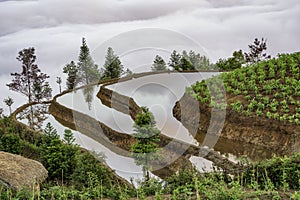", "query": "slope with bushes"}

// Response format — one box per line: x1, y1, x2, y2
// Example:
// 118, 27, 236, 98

190, 52, 300, 125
